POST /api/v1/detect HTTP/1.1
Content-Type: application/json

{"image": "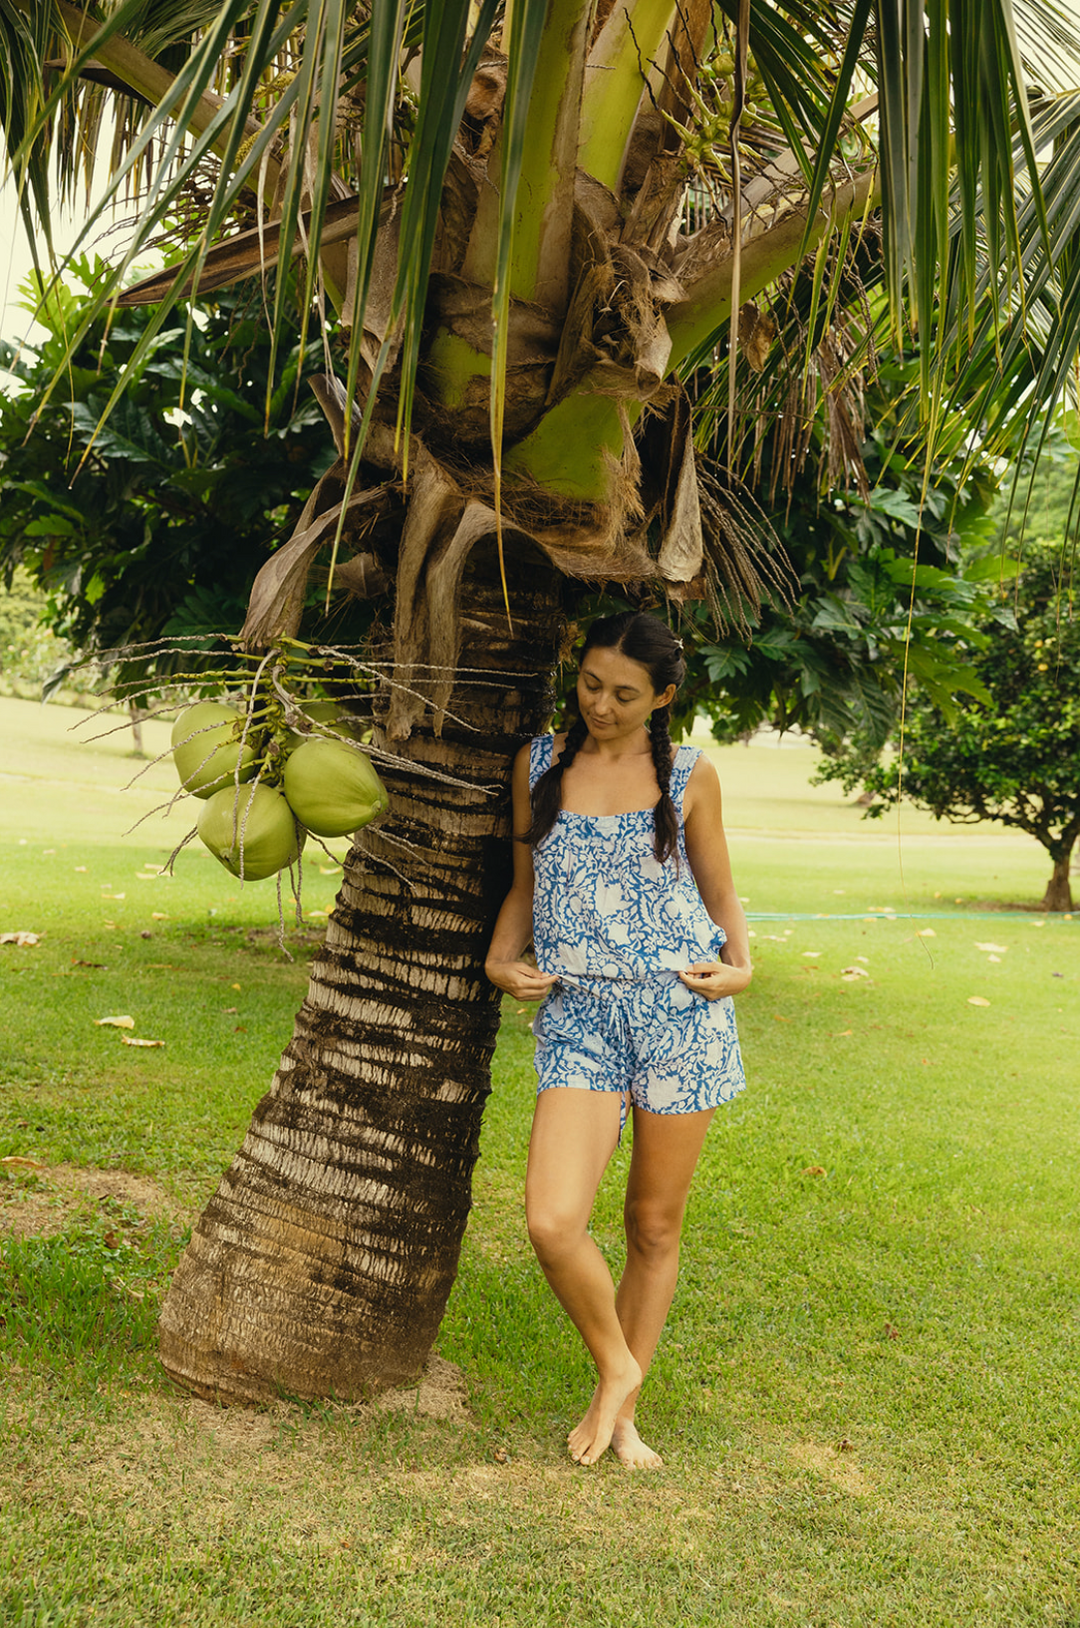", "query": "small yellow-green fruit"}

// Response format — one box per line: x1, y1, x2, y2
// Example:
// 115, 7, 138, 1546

283, 737, 388, 838
172, 702, 258, 799
197, 783, 304, 879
